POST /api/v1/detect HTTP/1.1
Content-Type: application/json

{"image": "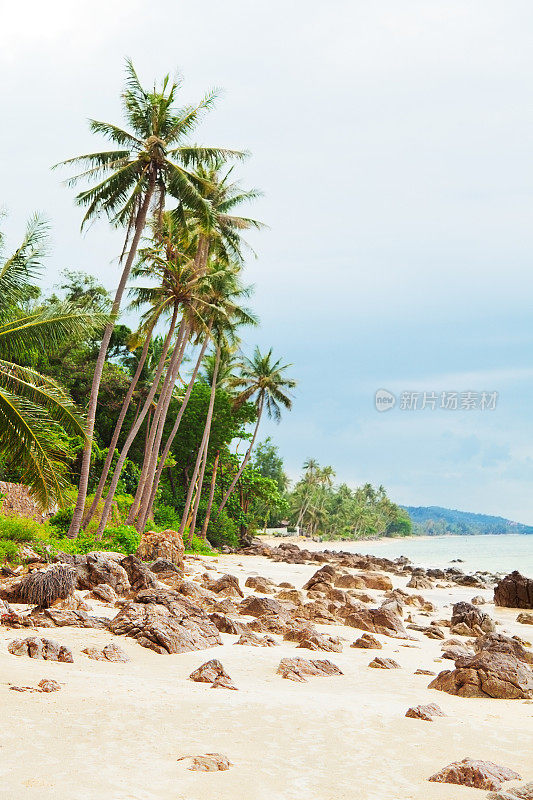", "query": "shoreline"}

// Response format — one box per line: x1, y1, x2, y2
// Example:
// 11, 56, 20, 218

1, 542, 532, 799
